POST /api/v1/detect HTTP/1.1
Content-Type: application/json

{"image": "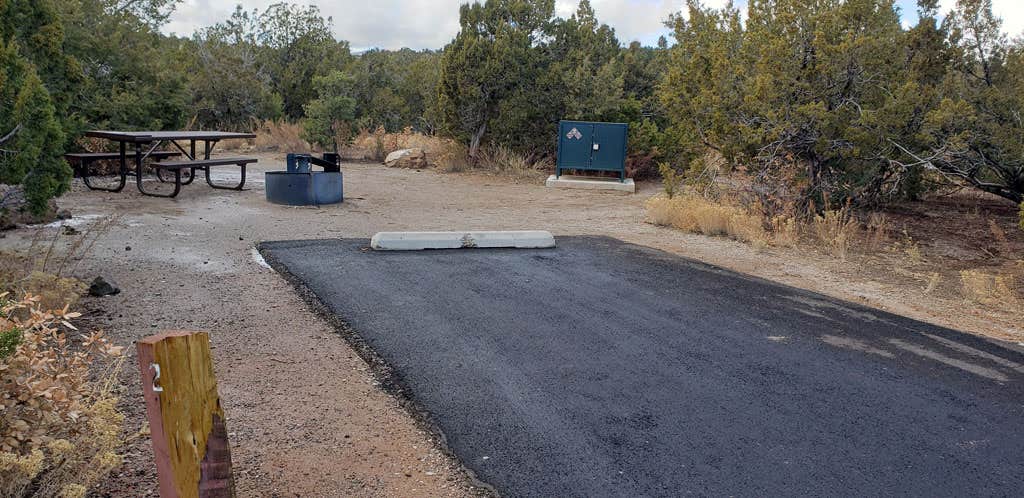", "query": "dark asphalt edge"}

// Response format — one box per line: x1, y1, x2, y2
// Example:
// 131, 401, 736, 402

256, 241, 500, 497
